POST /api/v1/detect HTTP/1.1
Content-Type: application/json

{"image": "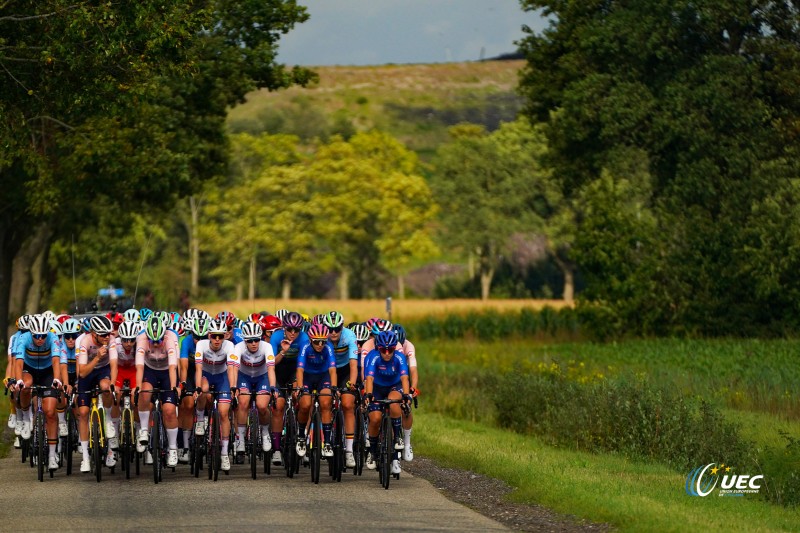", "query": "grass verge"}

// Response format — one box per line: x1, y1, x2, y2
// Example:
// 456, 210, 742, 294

414, 412, 800, 532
